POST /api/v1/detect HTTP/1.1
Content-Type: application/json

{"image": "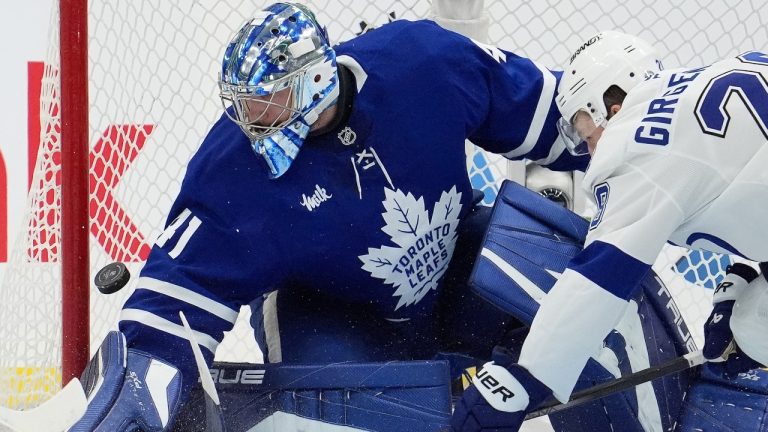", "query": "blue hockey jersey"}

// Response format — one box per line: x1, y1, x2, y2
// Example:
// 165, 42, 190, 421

118, 19, 587, 393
